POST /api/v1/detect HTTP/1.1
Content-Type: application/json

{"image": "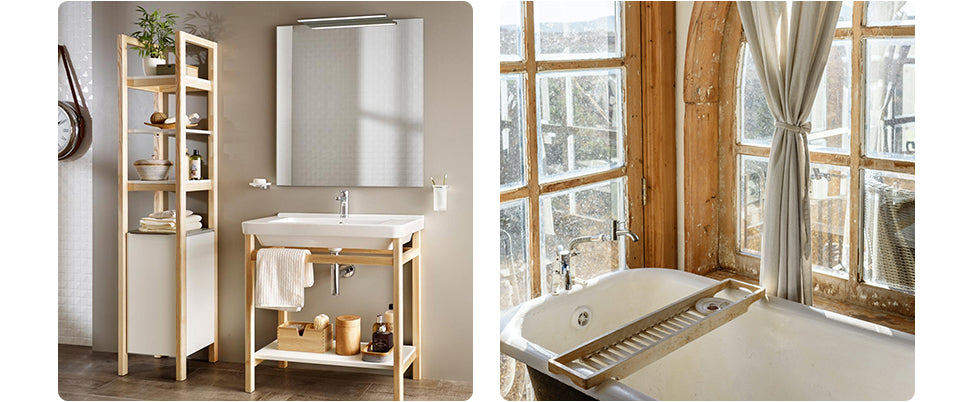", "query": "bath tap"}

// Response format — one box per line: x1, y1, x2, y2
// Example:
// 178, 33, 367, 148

336, 190, 349, 219
556, 220, 640, 292
611, 219, 640, 243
